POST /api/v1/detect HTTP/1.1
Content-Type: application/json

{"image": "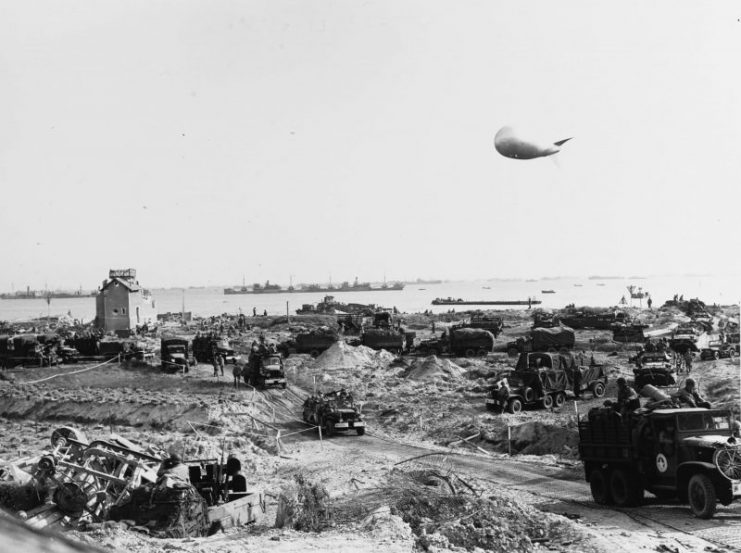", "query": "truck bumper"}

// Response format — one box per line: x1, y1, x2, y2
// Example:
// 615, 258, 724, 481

334, 421, 365, 429
264, 379, 286, 386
